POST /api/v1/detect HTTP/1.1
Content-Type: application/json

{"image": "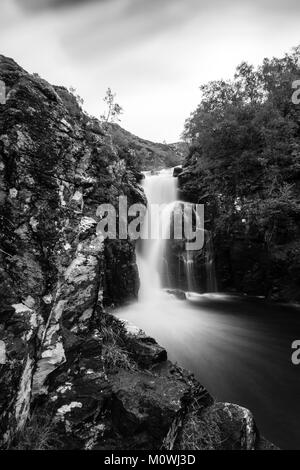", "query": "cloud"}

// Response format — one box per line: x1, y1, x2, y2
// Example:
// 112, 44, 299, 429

15, 0, 98, 11
1, 0, 300, 142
